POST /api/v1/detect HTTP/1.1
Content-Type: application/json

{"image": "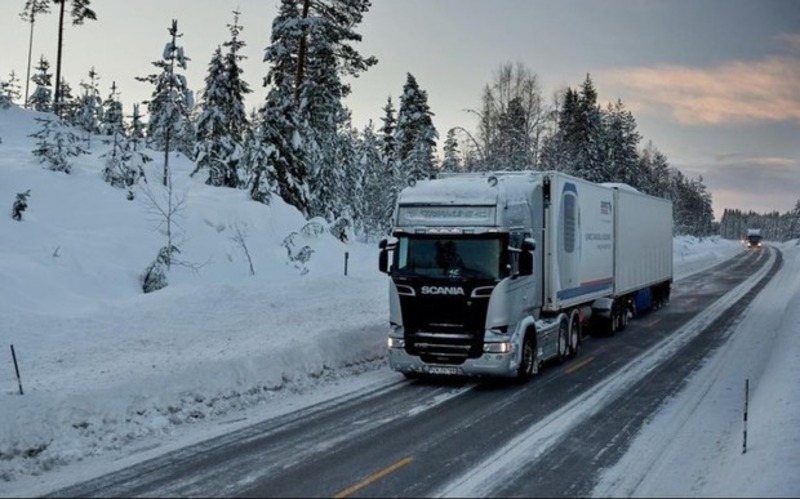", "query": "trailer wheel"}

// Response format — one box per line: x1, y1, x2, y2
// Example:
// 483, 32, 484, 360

606, 303, 619, 336
568, 310, 581, 358
516, 333, 537, 383
619, 301, 629, 331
